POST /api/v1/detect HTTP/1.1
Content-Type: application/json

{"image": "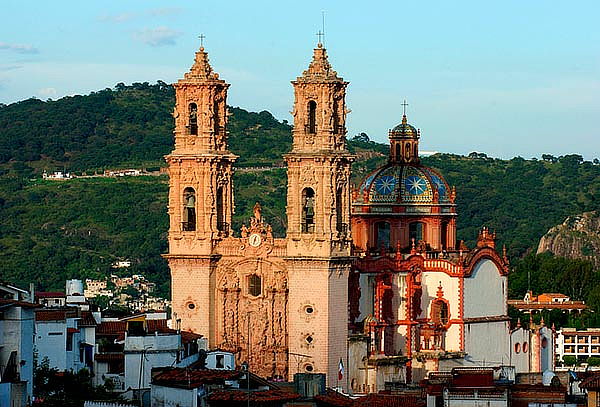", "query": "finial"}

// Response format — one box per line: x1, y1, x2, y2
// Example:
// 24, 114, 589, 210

316, 30, 324, 46
401, 100, 409, 124
198, 34, 206, 51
